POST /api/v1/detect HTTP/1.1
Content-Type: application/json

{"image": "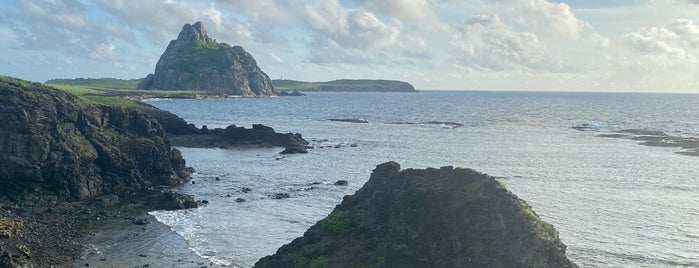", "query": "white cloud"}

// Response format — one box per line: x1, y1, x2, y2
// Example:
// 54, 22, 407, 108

299, 0, 402, 63
344, 10, 400, 49
302, 0, 349, 36
498, 0, 585, 38
89, 43, 119, 62
217, 0, 295, 26
351, 0, 432, 19
450, 15, 548, 71
623, 18, 699, 67
270, 53, 283, 63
